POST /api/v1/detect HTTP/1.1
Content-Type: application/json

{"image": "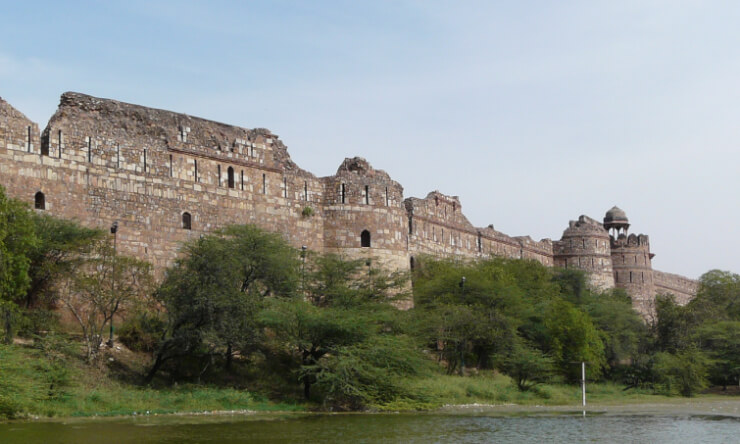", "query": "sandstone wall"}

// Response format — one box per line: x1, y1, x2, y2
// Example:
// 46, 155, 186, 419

553, 215, 615, 290
610, 234, 656, 316
654, 270, 698, 305
0, 92, 699, 316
